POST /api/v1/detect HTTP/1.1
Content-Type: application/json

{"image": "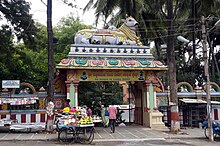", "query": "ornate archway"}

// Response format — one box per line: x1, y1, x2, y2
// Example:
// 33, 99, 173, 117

11, 82, 37, 94
176, 82, 193, 92
204, 82, 220, 92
